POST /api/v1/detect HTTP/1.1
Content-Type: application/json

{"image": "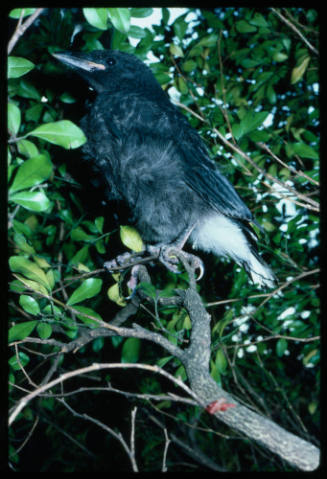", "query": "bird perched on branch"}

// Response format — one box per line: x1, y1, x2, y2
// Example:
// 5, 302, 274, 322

52, 49, 276, 288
